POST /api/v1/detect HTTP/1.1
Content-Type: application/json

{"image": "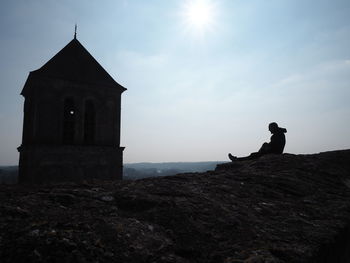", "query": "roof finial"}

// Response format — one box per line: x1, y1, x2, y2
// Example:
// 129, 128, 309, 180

74, 24, 77, 39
